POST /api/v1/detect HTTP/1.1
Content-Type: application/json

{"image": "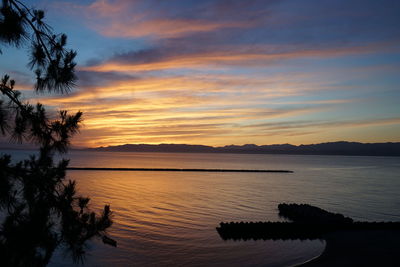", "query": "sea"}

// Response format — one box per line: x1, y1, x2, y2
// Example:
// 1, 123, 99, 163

3, 150, 400, 266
